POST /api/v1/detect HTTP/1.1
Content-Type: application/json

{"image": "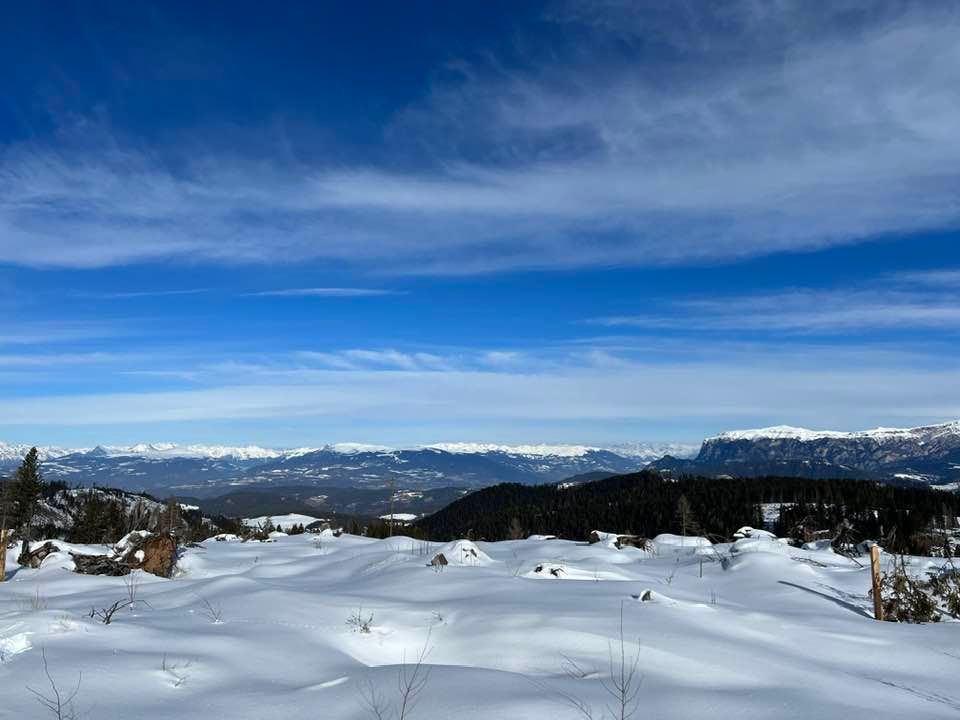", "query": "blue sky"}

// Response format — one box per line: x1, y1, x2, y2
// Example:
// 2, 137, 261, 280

1, 1, 959, 448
